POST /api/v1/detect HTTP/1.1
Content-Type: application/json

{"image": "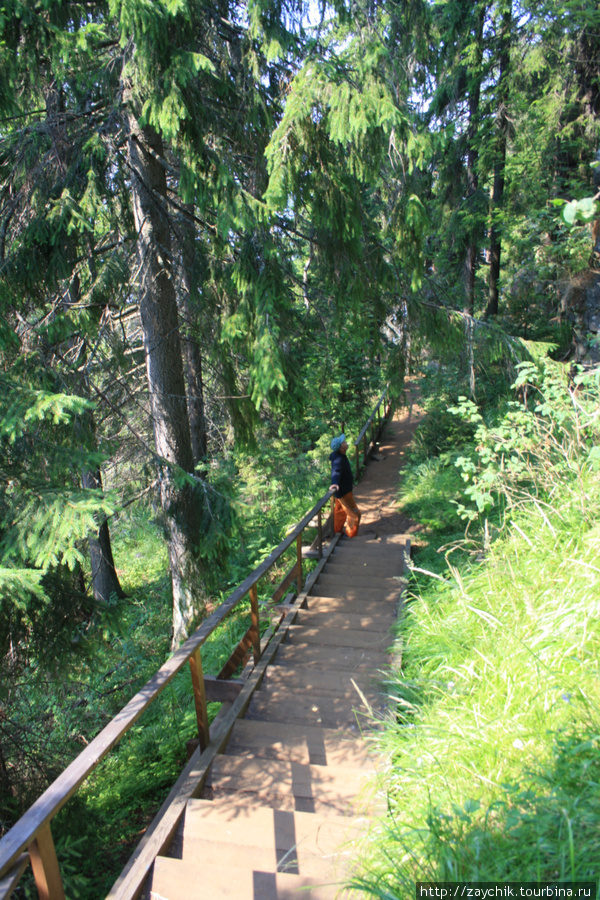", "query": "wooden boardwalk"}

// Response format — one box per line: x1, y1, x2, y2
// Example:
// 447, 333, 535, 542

148, 532, 409, 900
